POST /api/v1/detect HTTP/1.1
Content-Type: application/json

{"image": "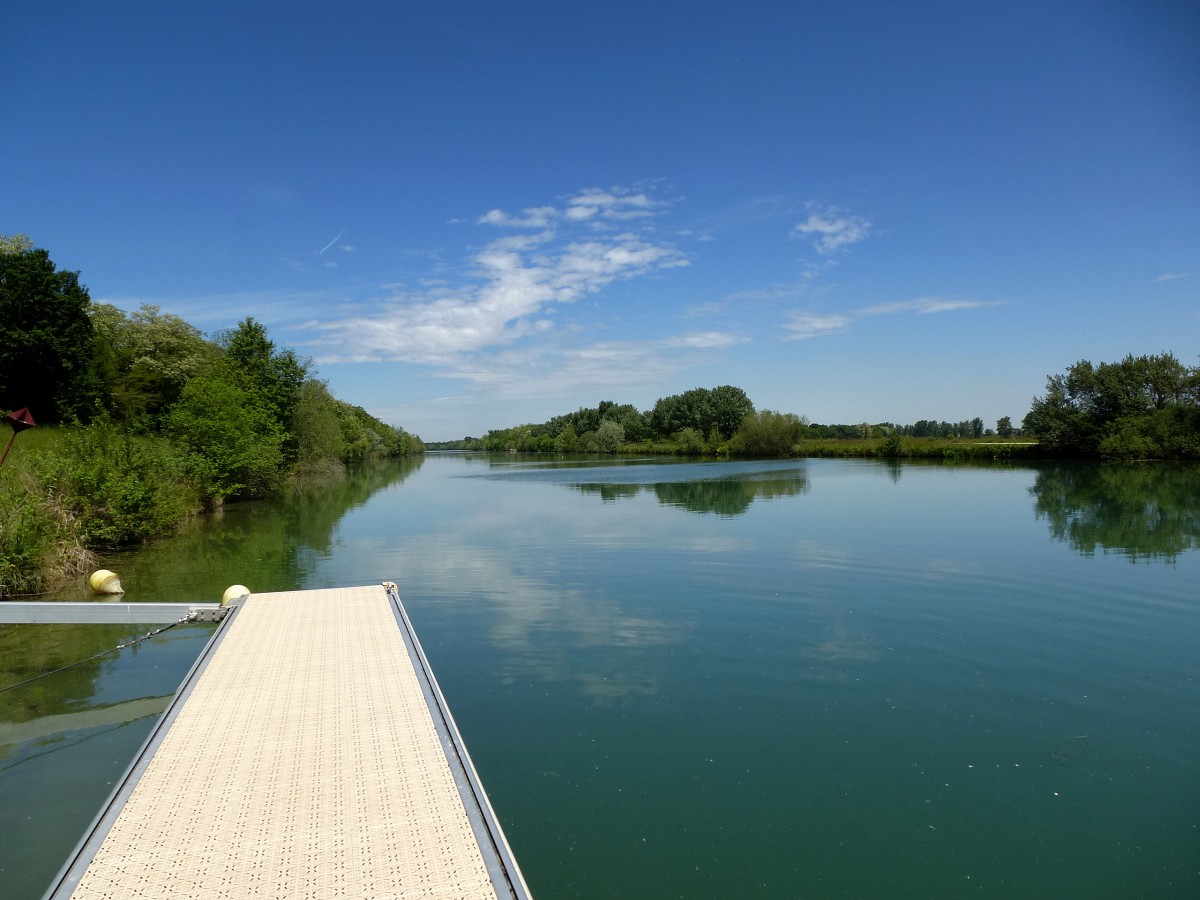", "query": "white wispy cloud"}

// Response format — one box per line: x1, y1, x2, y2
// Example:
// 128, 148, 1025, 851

478, 186, 665, 231
662, 331, 748, 350
783, 296, 1004, 341
860, 297, 1005, 316
307, 188, 688, 365
791, 204, 871, 255
477, 206, 557, 228
783, 312, 853, 340
566, 187, 659, 222
1155, 272, 1190, 282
